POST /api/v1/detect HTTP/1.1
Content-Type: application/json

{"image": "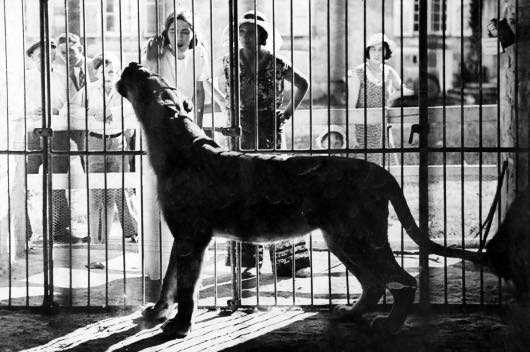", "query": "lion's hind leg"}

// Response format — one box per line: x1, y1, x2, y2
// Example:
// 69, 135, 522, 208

370, 244, 417, 334
322, 230, 385, 323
